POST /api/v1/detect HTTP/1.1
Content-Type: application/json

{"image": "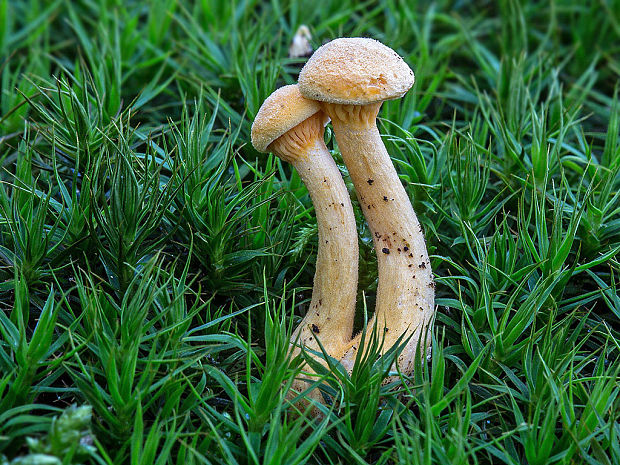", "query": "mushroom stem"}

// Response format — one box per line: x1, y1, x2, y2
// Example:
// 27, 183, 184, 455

265, 114, 358, 414
252, 85, 361, 413
322, 102, 434, 374
252, 85, 360, 412
269, 114, 358, 354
